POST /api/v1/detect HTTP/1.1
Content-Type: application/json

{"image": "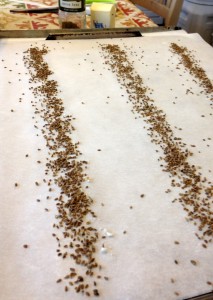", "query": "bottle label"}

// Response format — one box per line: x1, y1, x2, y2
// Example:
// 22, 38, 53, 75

59, 0, 85, 12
